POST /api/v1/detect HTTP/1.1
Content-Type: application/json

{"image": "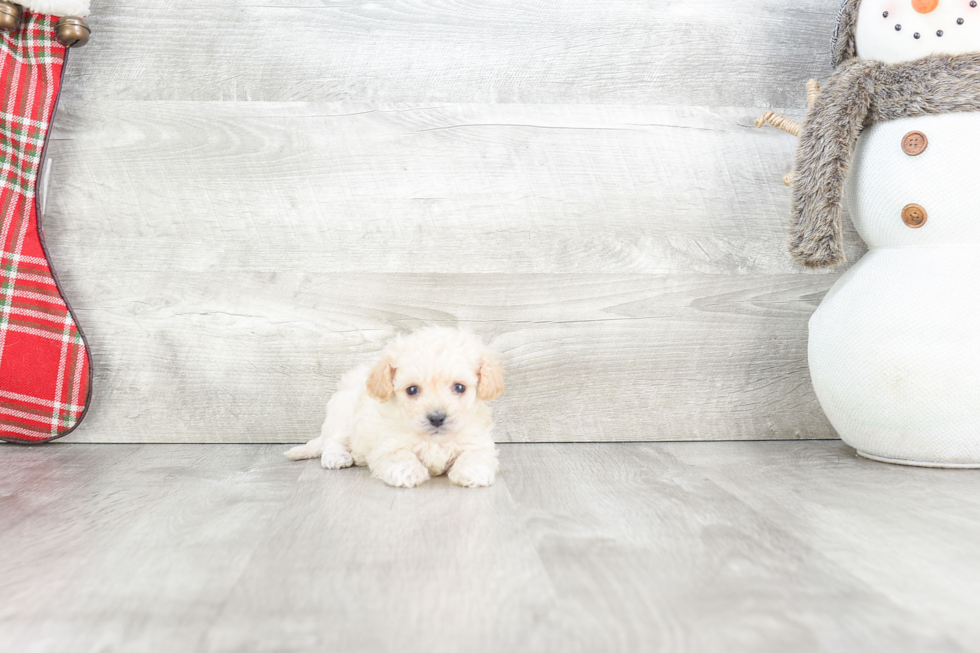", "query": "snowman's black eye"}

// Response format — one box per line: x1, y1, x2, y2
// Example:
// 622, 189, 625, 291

937, 29, 944, 37
914, 32, 921, 39
958, 18, 965, 25
406, 385, 420, 396
896, 24, 902, 31
883, 10, 889, 17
